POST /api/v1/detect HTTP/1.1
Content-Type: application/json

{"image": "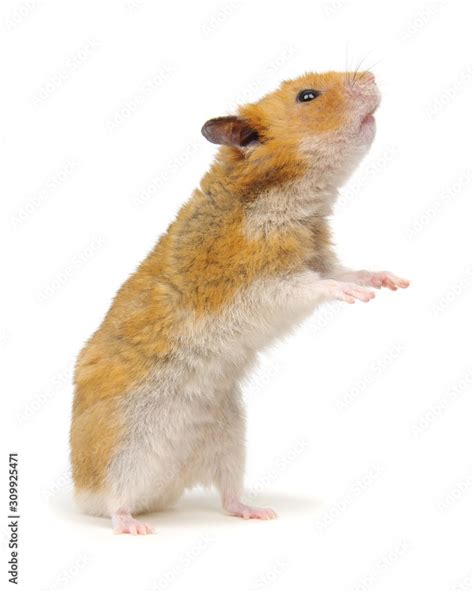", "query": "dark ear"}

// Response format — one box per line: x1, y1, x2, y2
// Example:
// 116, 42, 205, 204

201, 116, 259, 147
